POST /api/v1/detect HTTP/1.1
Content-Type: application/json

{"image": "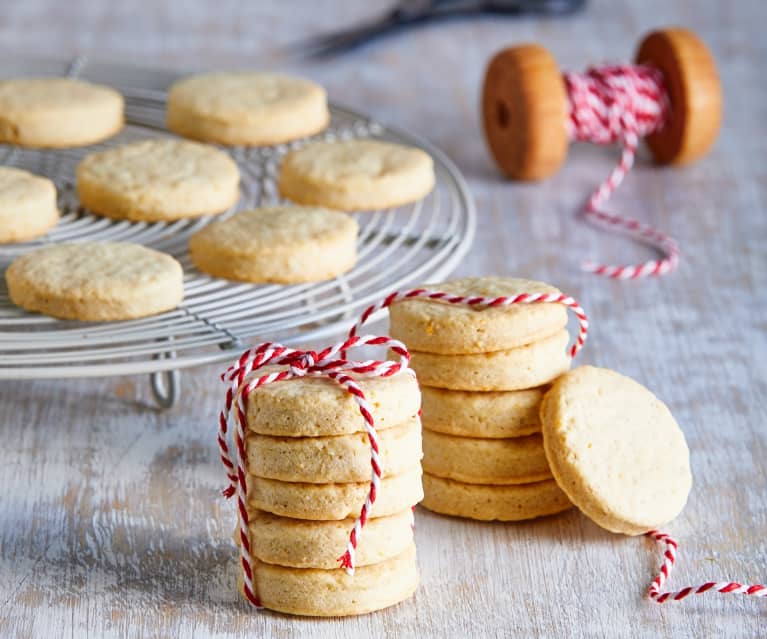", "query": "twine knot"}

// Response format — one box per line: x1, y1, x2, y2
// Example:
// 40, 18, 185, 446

287, 350, 319, 376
